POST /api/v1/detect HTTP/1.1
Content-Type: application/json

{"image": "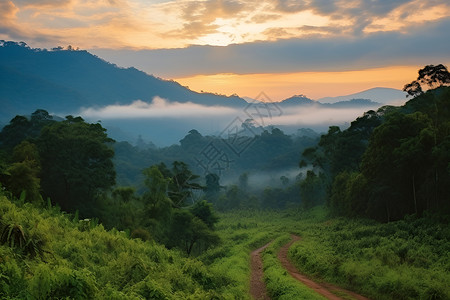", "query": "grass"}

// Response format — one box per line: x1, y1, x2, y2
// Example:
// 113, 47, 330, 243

212, 207, 450, 300
1, 193, 448, 300
261, 234, 327, 300
0, 194, 237, 299
287, 215, 450, 300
